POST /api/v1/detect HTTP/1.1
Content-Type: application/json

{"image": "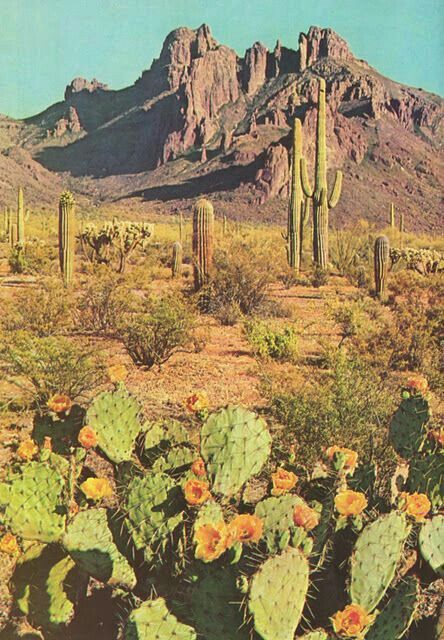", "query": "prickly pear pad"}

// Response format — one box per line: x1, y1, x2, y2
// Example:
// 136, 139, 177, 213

255, 495, 298, 554
63, 508, 136, 589
389, 396, 429, 459
125, 597, 196, 640
419, 515, 444, 577
366, 576, 419, 640
0, 462, 65, 542
350, 512, 409, 612
297, 632, 328, 640
13, 543, 83, 630
201, 405, 271, 496
86, 388, 142, 463
407, 453, 443, 509
248, 547, 309, 640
